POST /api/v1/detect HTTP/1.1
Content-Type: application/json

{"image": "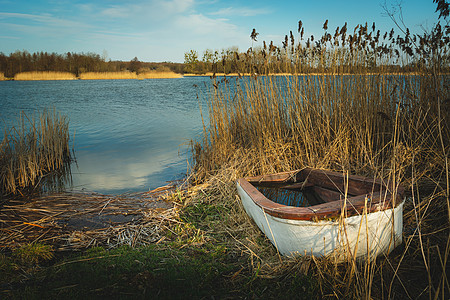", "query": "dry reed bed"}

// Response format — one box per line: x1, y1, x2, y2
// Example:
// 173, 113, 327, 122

0, 111, 72, 196
14, 71, 77, 81
188, 138, 450, 299
184, 73, 253, 77
183, 72, 427, 77
193, 74, 449, 182
78, 71, 182, 80
188, 20, 450, 299
0, 185, 183, 251
137, 71, 183, 79
78, 71, 138, 80
11, 71, 183, 80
